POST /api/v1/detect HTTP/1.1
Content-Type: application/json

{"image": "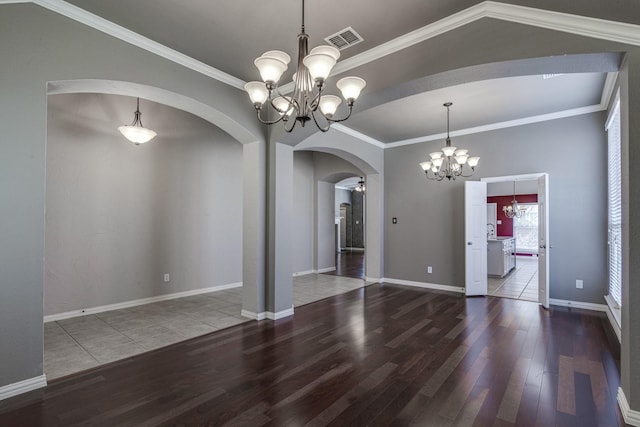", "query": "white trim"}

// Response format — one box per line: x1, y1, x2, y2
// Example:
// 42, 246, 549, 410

606, 89, 622, 130
317, 267, 337, 274
241, 310, 266, 321
549, 298, 607, 312
30, 0, 244, 89
266, 307, 294, 320
382, 277, 465, 294
481, 173, 546, 183
601, 72, 619, 108
604, 294, 622, 342
293, 270, 315, 277
44, 282, 243, 322
365, 277, 382, 283
0, 375, 47, 401
485, 1, 640, 47
618, 387, 640, 426
331, 124, 386, 149
385, 105, 605, 148
5, 0, 638, 95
